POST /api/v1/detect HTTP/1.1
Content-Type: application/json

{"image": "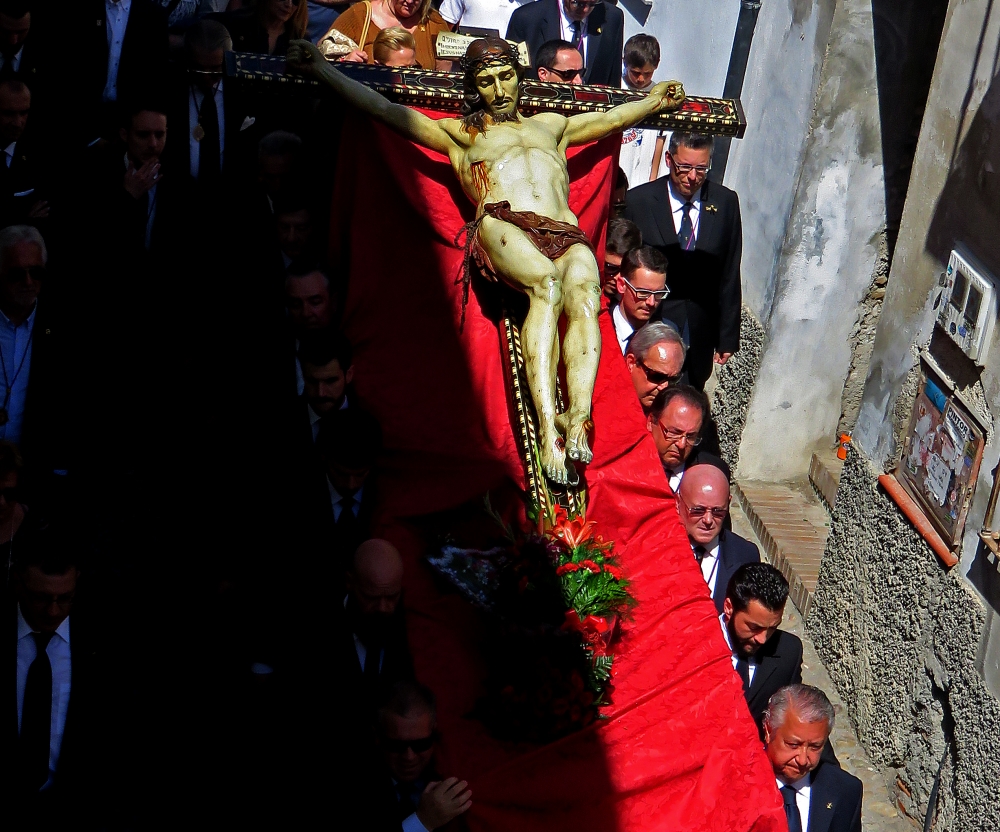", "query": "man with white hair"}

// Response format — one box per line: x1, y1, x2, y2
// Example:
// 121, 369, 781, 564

624, 321, 685, 412
764, 684, 863, 832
